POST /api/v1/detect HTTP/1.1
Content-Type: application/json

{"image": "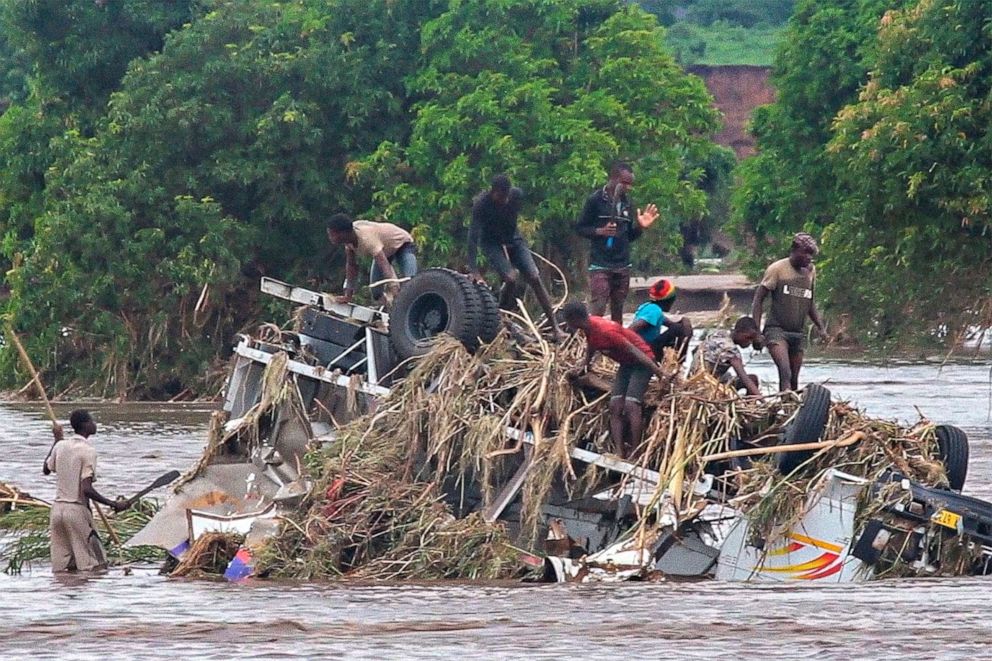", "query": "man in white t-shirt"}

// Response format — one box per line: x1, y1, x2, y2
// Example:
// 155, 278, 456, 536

326, 213, 418, 304
43, 410, 130, 572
